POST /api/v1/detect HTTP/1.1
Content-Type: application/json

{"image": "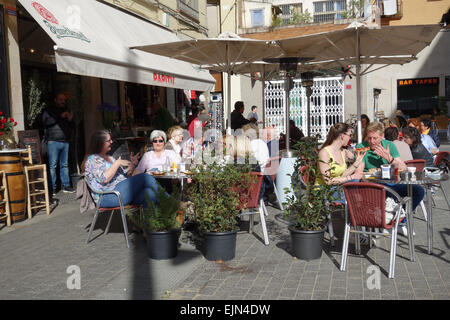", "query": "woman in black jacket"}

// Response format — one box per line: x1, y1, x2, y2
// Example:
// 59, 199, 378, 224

402, 127, 434, 167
